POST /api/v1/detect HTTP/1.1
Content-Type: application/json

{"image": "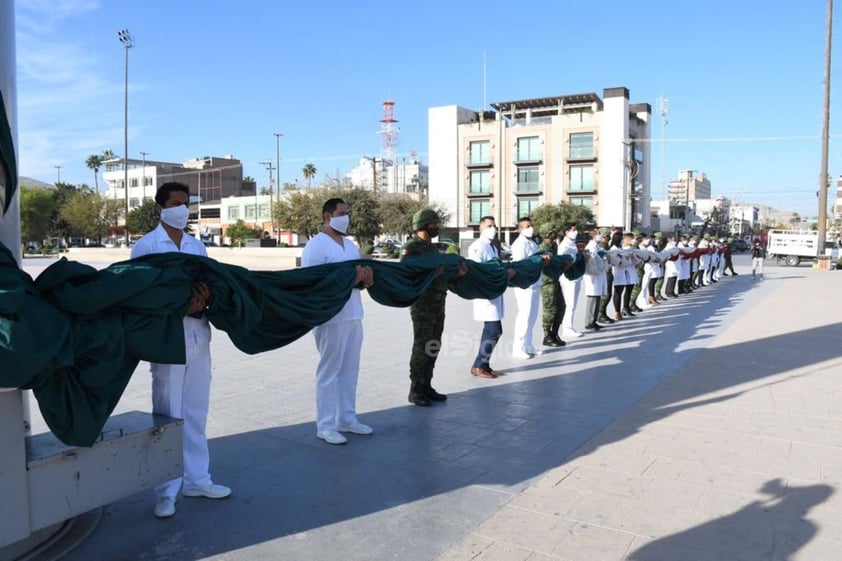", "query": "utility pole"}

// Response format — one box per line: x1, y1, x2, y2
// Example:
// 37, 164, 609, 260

54, 165, 62, 184
362, 155, 378, 191
273, 133, 282, 242
818, 0, 833, 255
258, 160, 275, 232
118, 28, 134, 244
